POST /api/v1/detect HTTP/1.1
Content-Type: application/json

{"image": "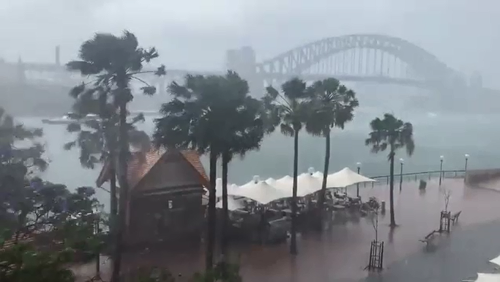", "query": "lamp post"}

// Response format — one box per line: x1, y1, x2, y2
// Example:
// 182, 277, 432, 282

439, 155, 444, 186
399, 158, 404, 192
356, 162, 361, 197
464, 154, 469, 182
